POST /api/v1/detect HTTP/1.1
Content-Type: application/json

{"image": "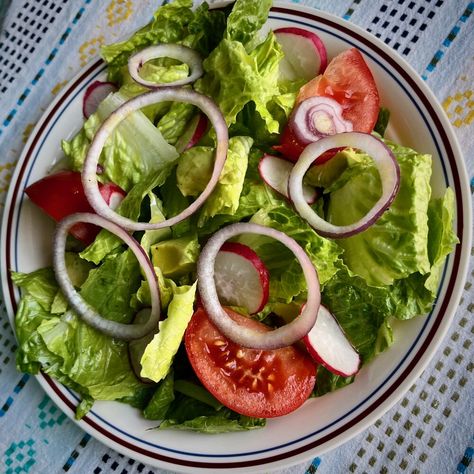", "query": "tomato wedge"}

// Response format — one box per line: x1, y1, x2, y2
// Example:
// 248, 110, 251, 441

185, 307, 316, 418
297, 48, 379, 131
25, 170, 125, 245
276, 48, 380, 163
